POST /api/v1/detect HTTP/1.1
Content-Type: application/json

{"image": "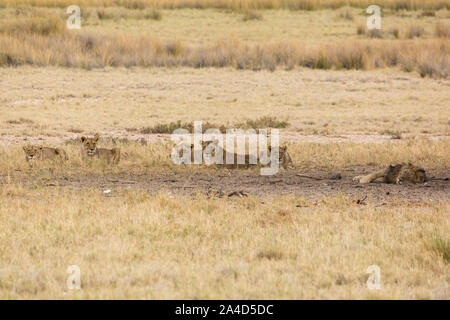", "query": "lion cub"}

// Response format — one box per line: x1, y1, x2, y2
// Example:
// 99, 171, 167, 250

80, 135, 120, 164
353, 163, 426, 184
23, 145, 68, 165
